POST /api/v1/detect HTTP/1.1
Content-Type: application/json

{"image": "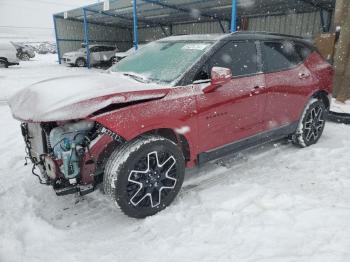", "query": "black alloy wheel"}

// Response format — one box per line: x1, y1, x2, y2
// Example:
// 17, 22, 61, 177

294, 99, 326, 147
104, 136, 185, 218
